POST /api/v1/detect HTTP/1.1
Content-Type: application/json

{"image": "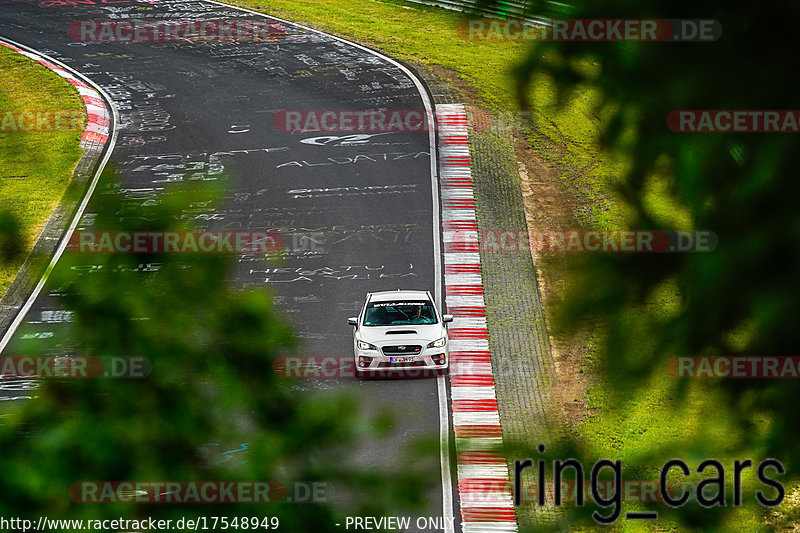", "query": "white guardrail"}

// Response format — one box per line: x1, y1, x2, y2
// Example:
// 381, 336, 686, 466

402, 0, 573, 25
